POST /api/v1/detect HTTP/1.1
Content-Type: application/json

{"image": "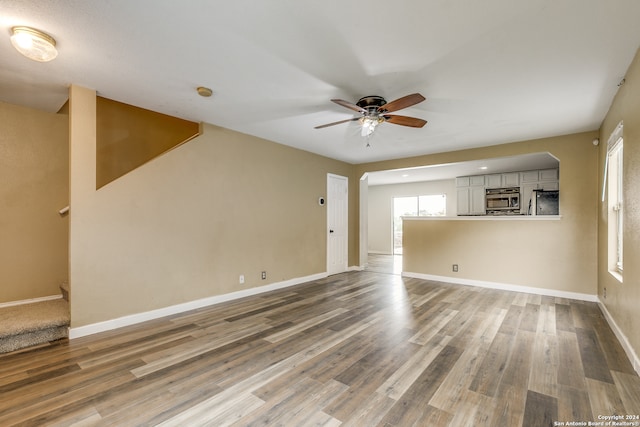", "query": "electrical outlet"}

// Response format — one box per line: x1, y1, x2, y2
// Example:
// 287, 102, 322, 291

603, 287, 607, 299
452, 264, 459, 272
239, 275, 245, 284
261, 271, 267, 280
